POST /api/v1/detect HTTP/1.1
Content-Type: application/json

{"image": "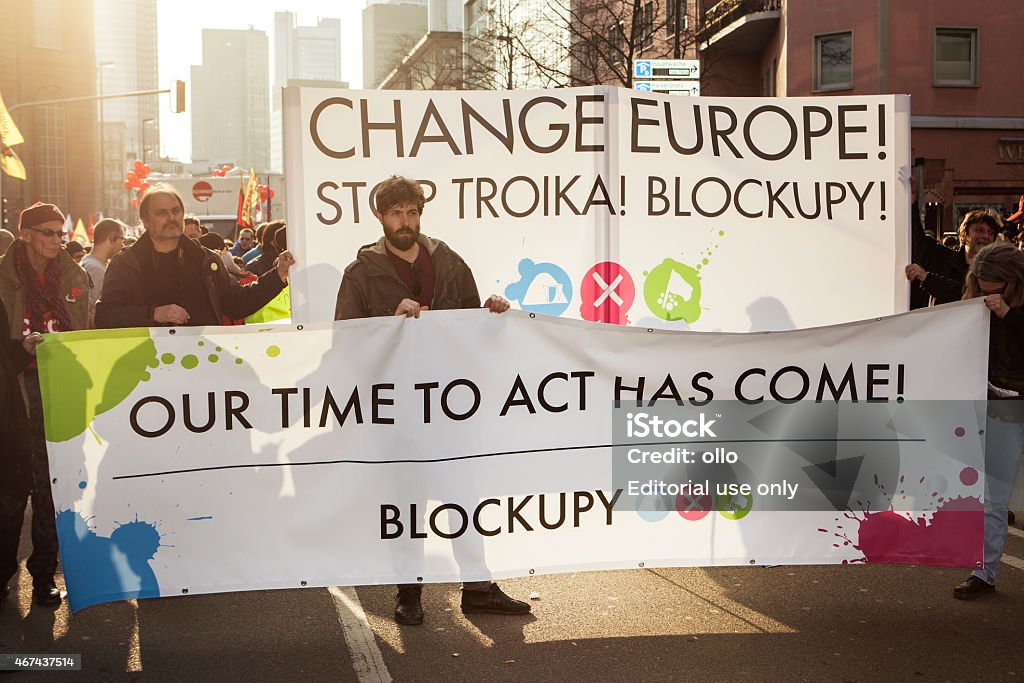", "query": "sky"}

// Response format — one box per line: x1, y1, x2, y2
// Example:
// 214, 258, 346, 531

156, 0, 365, 162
